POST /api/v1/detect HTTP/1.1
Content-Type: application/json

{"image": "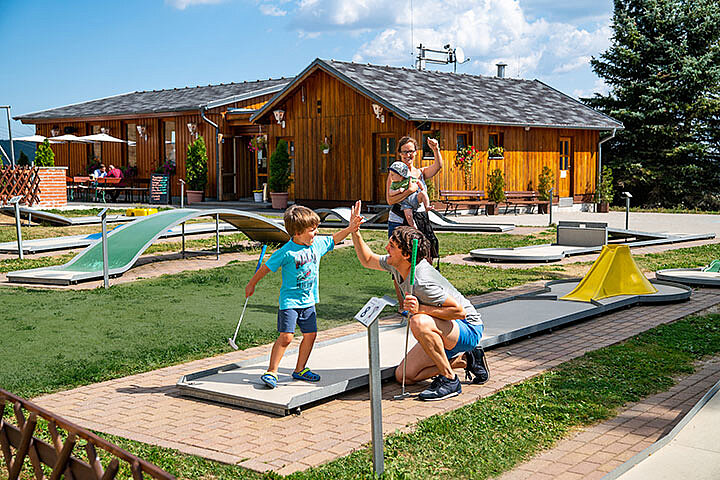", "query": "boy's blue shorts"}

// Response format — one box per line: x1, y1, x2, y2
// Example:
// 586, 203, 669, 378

445, 319, 484, 359
277, 306, 317, 334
